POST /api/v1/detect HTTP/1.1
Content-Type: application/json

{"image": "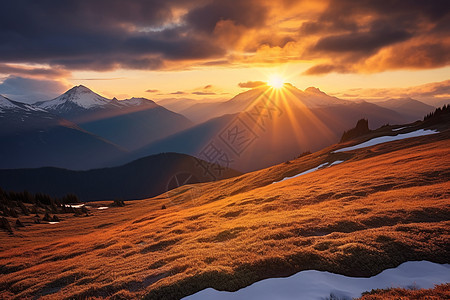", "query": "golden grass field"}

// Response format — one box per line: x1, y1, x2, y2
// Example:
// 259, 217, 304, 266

0, 128, 449, 299
357, 283, 450, 299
